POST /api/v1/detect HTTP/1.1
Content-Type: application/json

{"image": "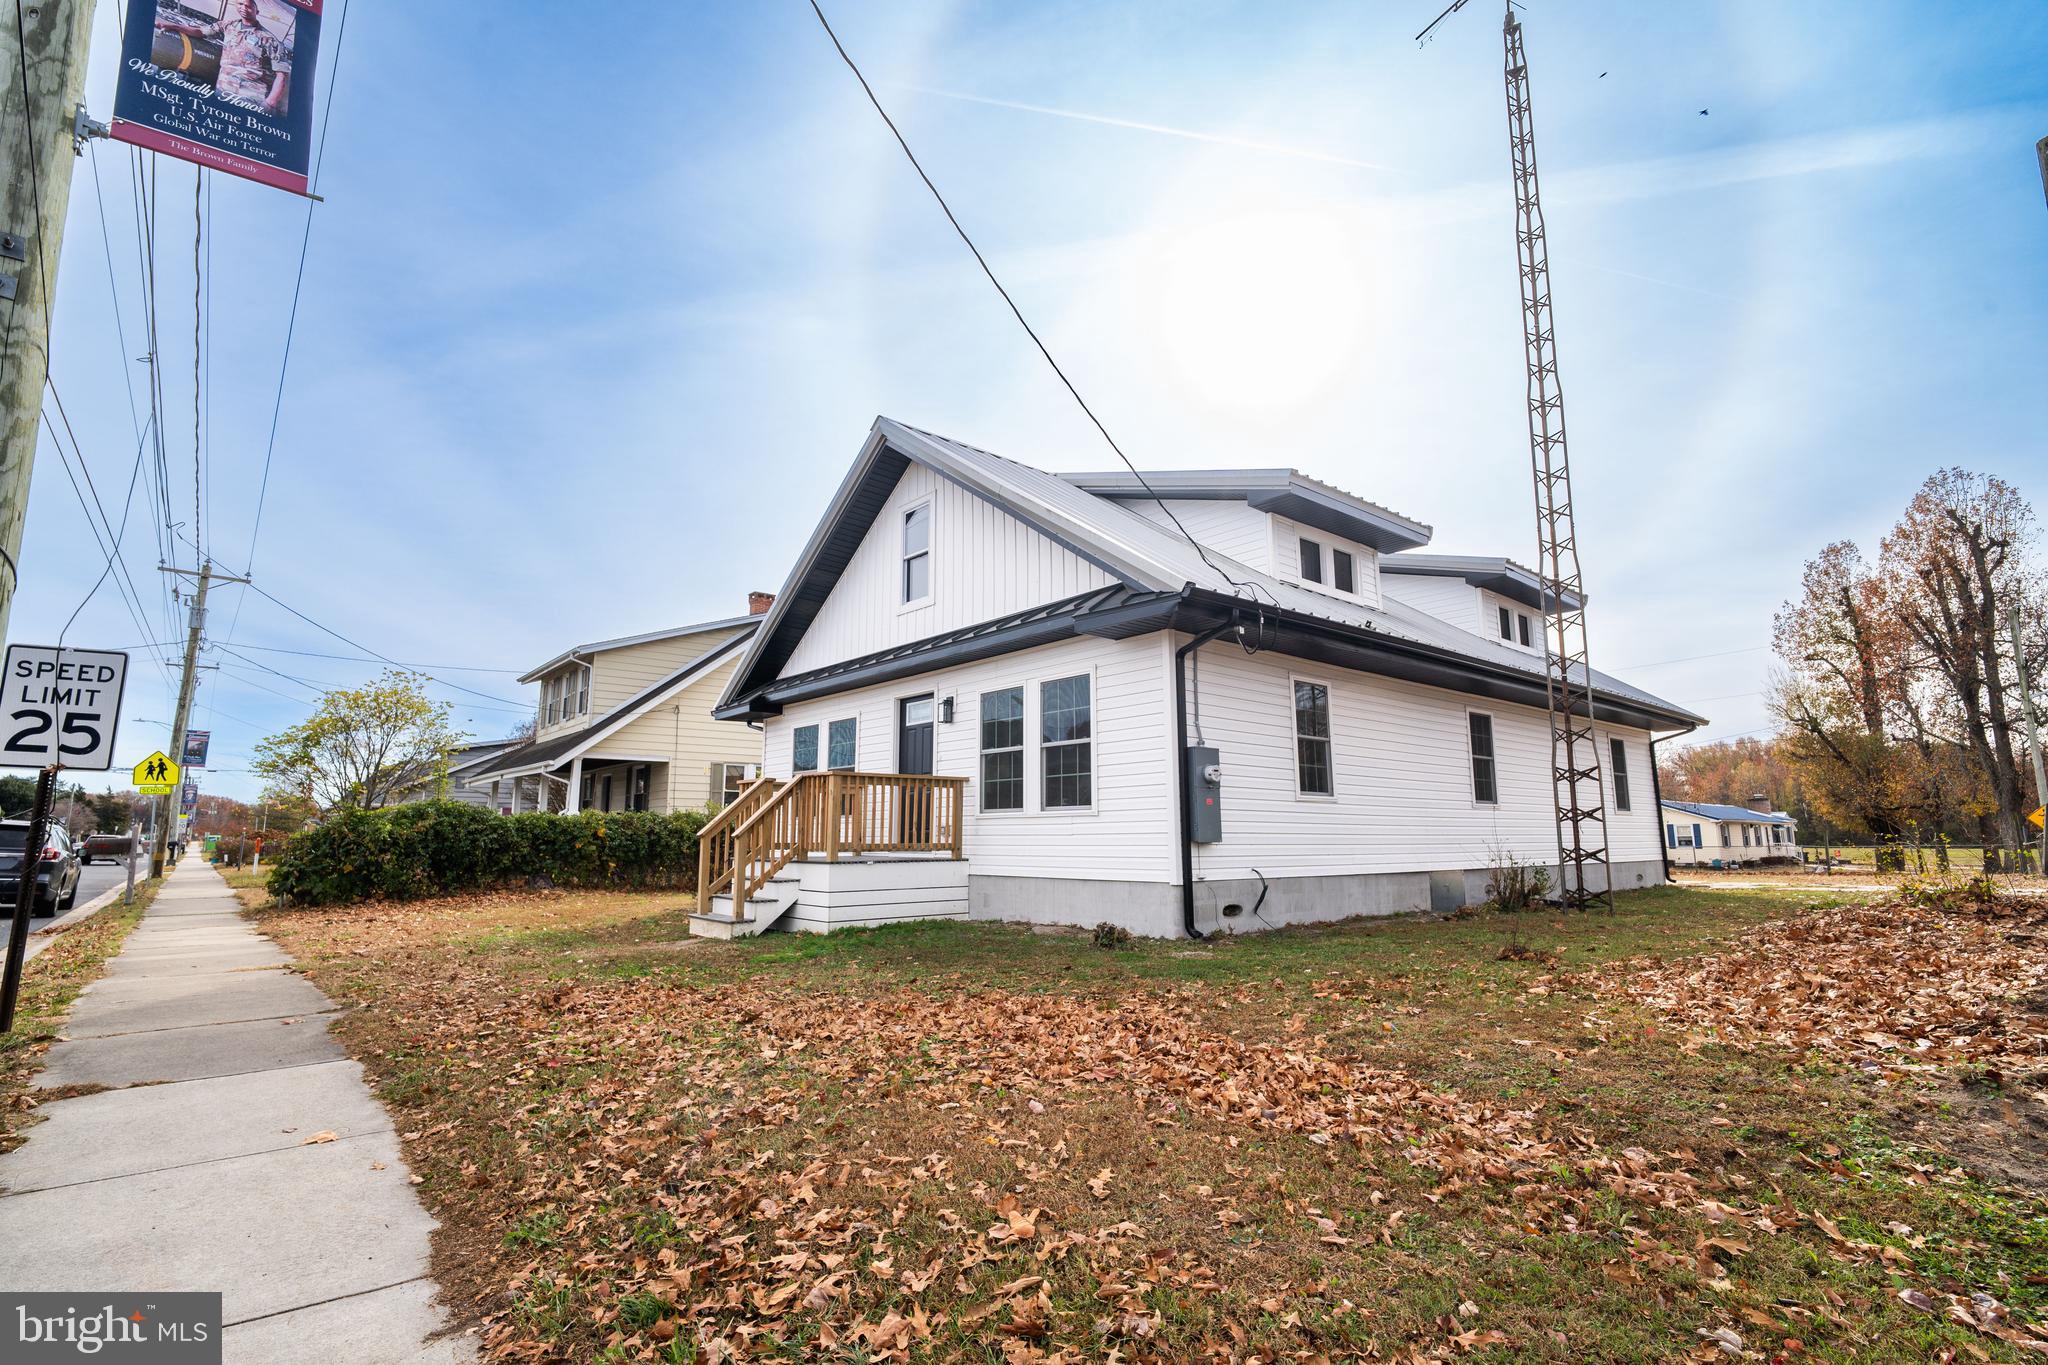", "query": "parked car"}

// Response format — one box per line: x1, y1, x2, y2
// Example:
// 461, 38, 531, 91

81, 831, 133, 865
0, 820, 81, 918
